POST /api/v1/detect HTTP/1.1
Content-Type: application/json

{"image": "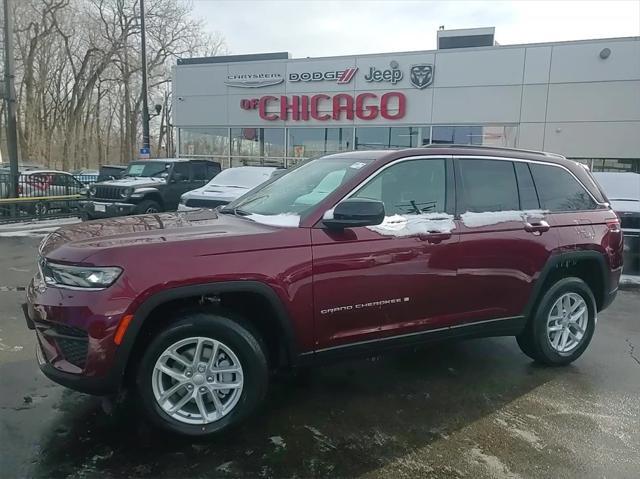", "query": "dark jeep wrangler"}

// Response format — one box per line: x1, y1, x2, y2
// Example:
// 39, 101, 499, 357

82, 158, 221, 218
